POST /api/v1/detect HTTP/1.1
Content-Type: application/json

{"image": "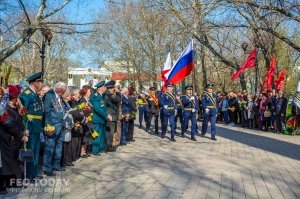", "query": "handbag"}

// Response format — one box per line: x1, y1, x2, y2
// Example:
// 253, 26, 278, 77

18, 143, 34, 162
264, 109, 272, 118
